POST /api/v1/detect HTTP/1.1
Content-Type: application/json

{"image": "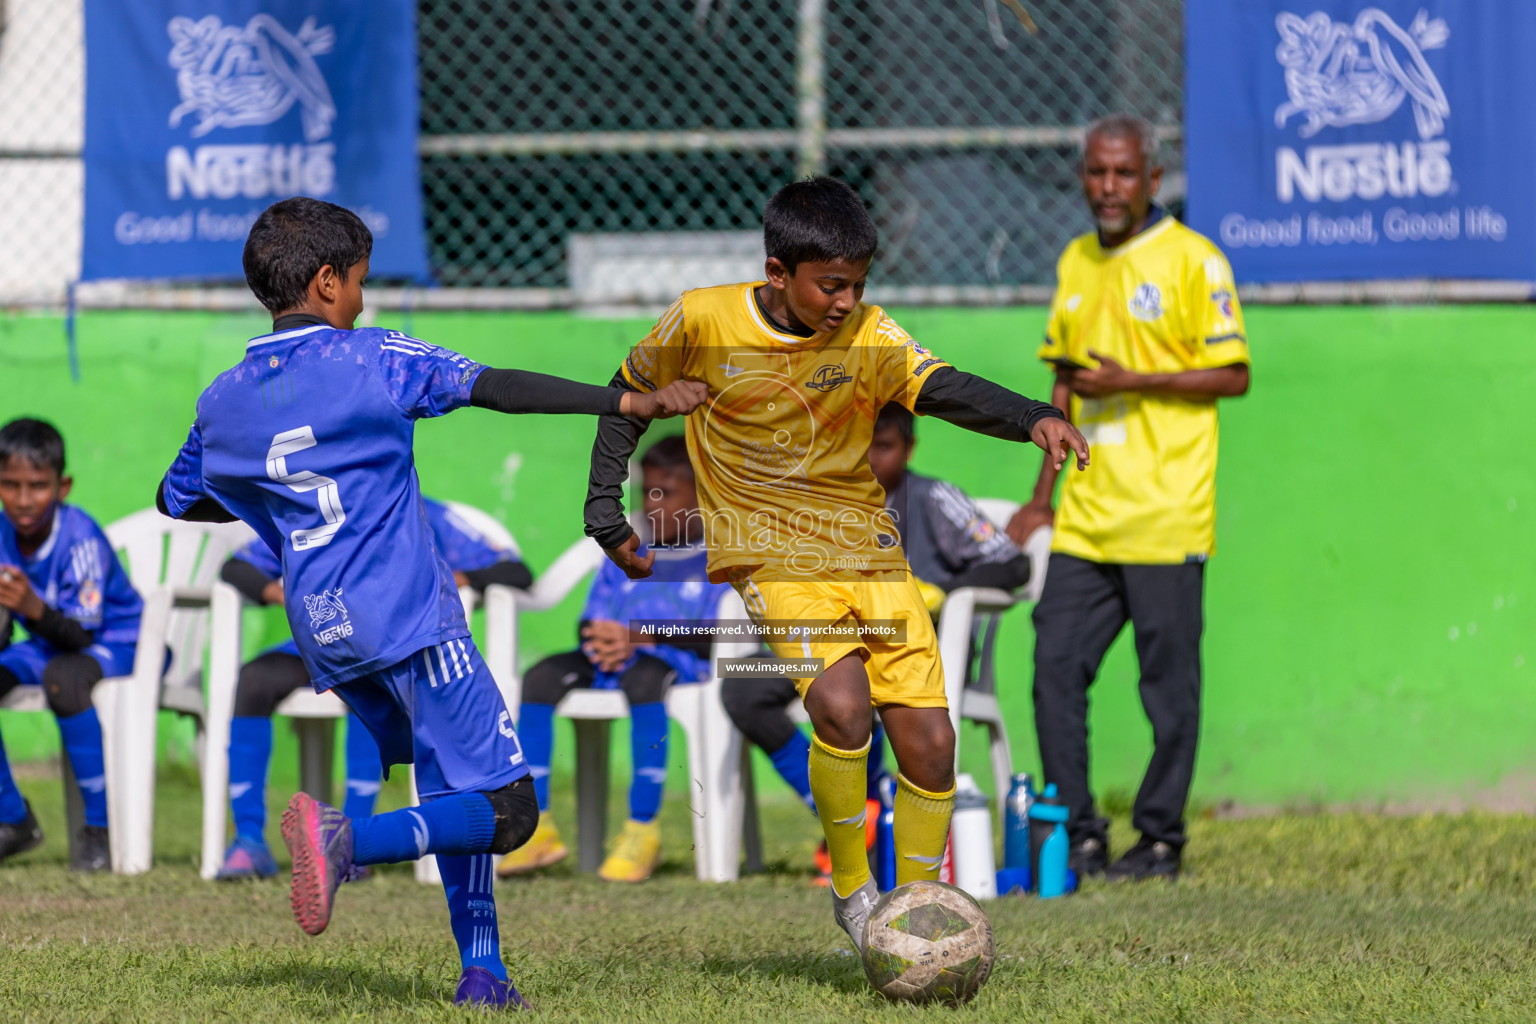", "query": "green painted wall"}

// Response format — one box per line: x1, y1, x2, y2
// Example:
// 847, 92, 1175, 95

1, 304, 1533, 808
